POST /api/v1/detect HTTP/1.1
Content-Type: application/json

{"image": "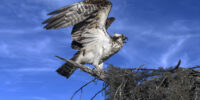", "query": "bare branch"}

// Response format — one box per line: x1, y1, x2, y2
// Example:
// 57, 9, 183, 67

91, 85, 108, 100
174, 59, 181, 70
71, 78, 96, 100
135, 64, 145, 73
56, 56, 107, 81
156, 76, 167, 90
189, 66, 200, 70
